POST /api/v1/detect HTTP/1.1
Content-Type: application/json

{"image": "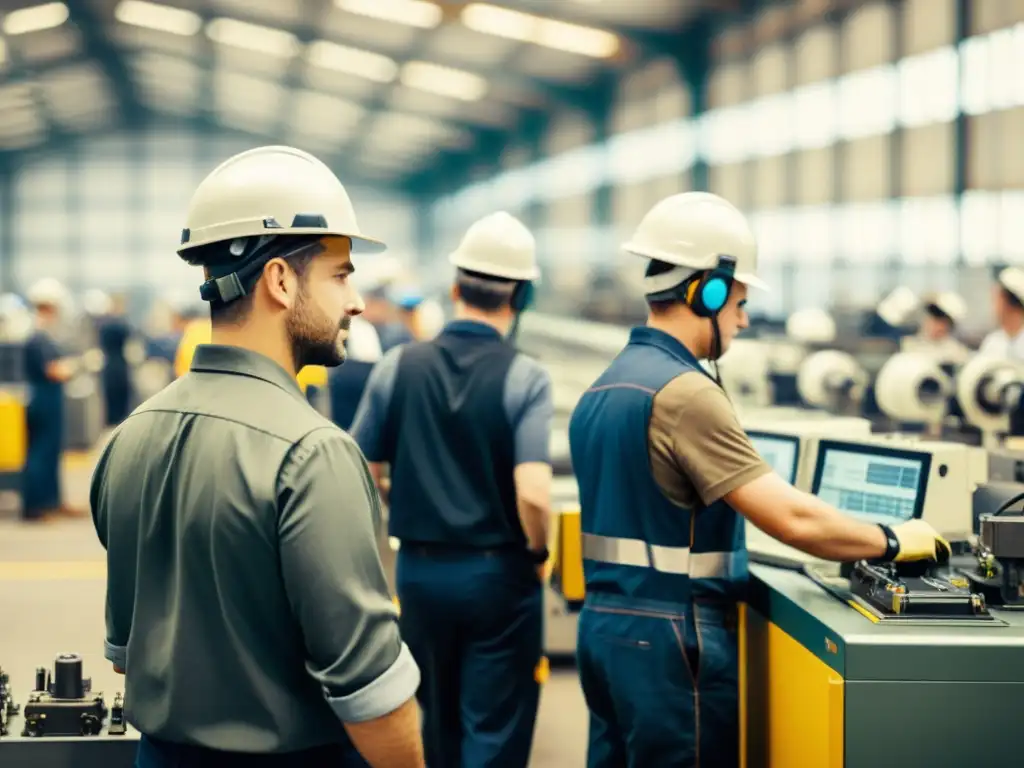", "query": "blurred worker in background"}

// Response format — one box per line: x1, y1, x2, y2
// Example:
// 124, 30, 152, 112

980, 267, 1024, 360
352, 211, 554, 768
569, 191, 952, 768
95, 293, 136, 425
901, 291, 970, 364
328, 315, 383, 431
90, 146, 423, 768
21, 278, 81, 522
390, 284, 425, 340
